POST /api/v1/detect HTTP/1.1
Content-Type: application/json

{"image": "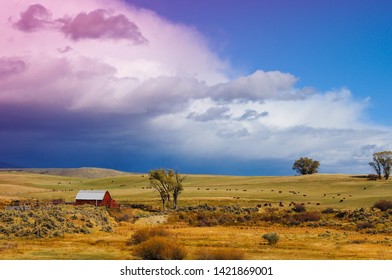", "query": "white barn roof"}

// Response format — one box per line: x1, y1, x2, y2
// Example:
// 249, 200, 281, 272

75, 190, 108, 200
